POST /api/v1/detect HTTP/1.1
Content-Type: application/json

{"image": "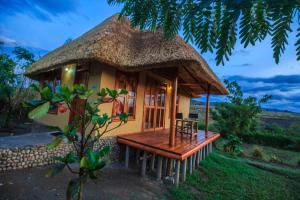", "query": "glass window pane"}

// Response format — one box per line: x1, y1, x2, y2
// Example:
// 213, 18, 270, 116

115, 96, 125, 115
157, 93, 161, 106
128, 98, 135, 116
161, 90, 165, 106
150, 108, 154, 128
160, 110, 164, 128
150, 90, 155, 106
145, 108, 149, 128
156, 109, 160, 128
